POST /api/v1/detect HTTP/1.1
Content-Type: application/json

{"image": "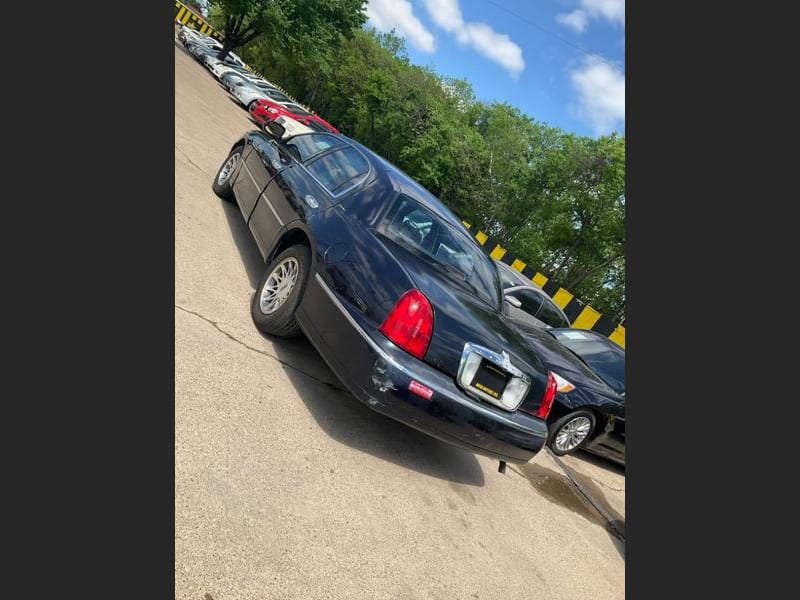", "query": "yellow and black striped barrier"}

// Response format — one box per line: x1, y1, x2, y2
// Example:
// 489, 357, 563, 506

175, 1, 225, 42
462, 221, 625, 349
